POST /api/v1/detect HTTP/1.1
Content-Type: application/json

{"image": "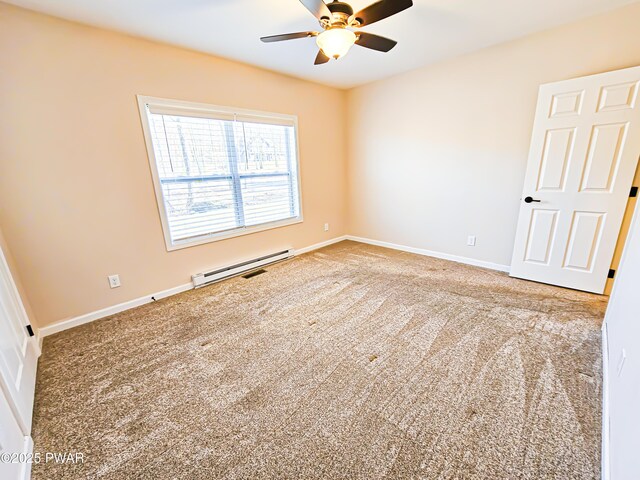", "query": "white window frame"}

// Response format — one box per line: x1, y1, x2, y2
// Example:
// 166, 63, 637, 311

136, 95, 303, 251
